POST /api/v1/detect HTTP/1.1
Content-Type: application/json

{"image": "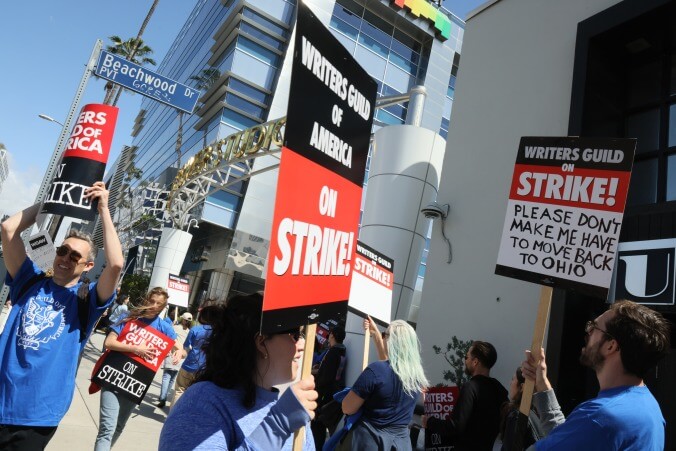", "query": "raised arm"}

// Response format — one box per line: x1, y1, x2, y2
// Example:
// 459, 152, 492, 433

365, 316, 387, 360
84, 182, 124, 304
0, 203, 41, 278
